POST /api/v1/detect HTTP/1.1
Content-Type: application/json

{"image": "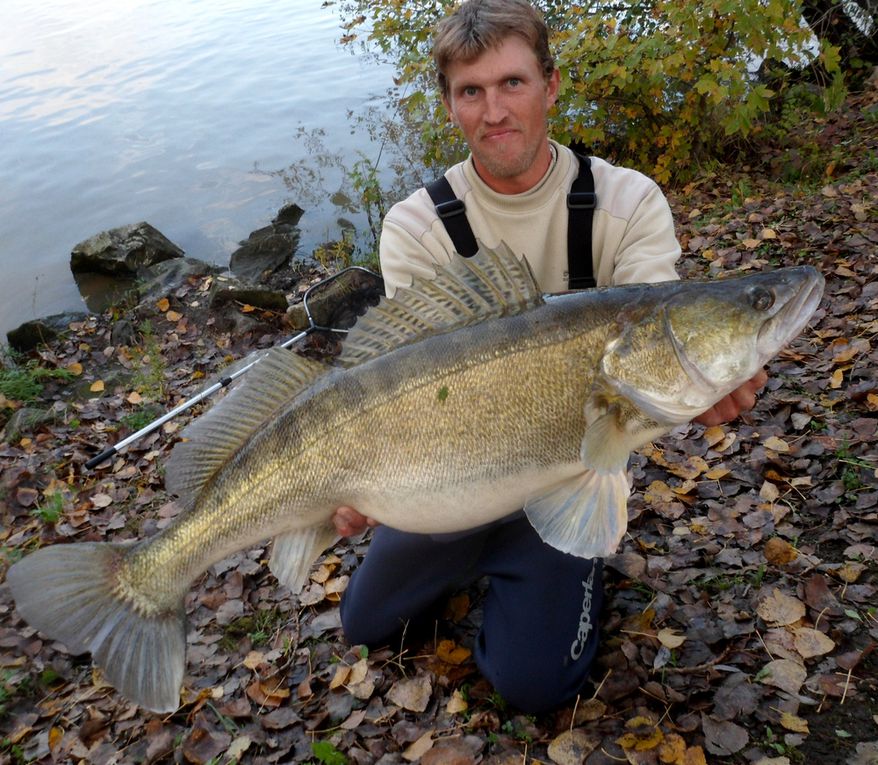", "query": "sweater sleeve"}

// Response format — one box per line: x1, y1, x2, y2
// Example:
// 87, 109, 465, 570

608, 182, 681, 286
378, 189, 456, 297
